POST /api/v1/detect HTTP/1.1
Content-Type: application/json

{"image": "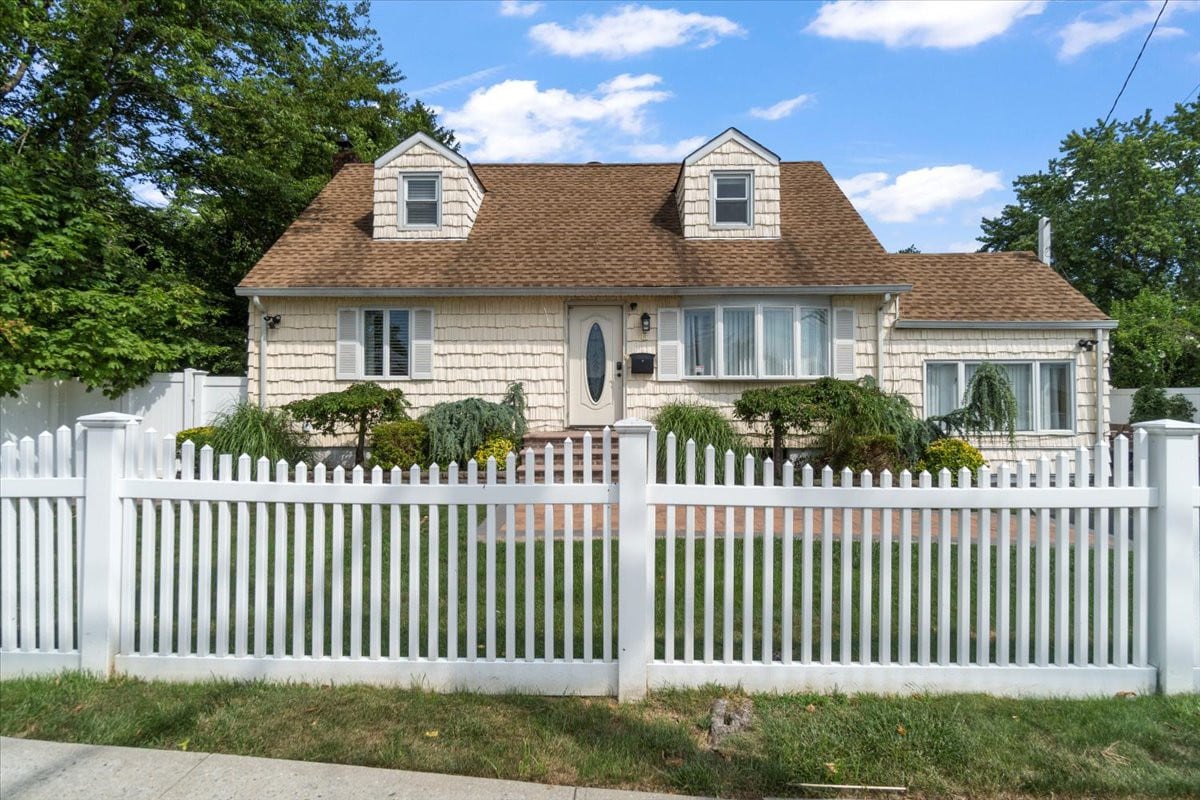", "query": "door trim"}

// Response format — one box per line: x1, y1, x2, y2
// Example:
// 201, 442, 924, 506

565, 303, 624, 427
